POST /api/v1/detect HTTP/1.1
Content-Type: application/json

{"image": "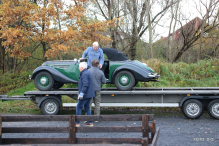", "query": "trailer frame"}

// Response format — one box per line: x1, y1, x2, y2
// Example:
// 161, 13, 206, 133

1, 87, 219, 119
